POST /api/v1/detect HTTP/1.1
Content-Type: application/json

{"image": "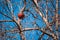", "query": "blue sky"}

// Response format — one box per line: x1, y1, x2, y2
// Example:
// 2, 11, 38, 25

0, 0, 60, 40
